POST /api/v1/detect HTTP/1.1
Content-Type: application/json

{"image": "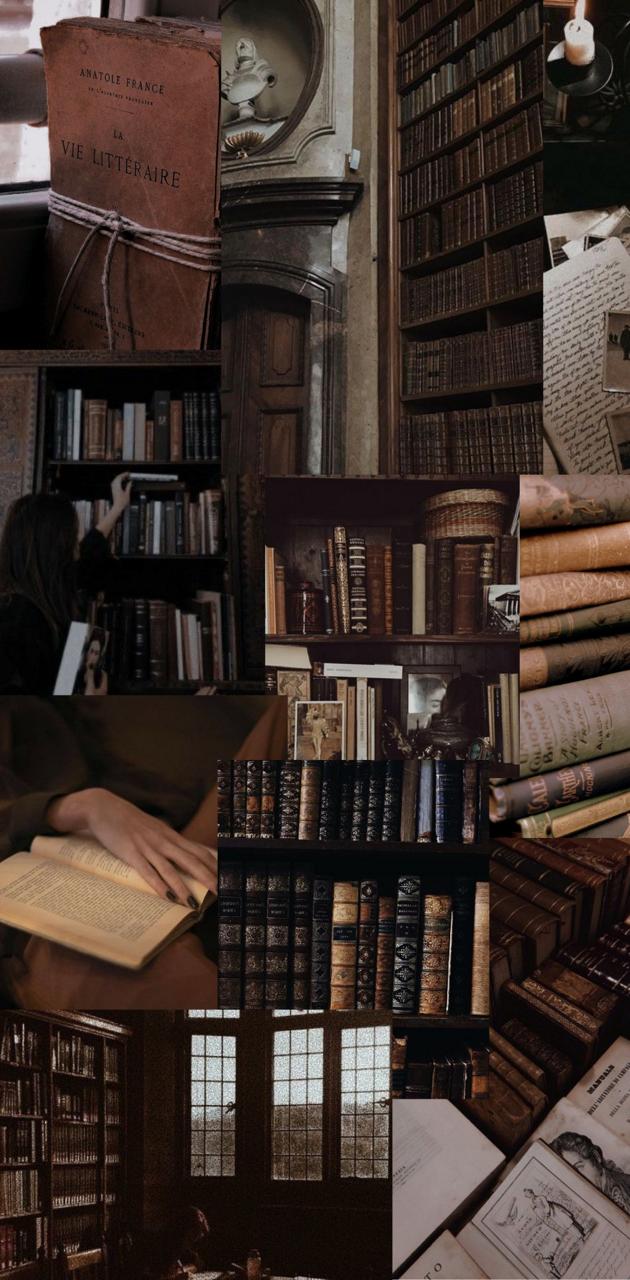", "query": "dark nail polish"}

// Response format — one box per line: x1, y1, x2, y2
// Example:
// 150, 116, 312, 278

166, 890, 179, 904
188, 894, 198, 910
